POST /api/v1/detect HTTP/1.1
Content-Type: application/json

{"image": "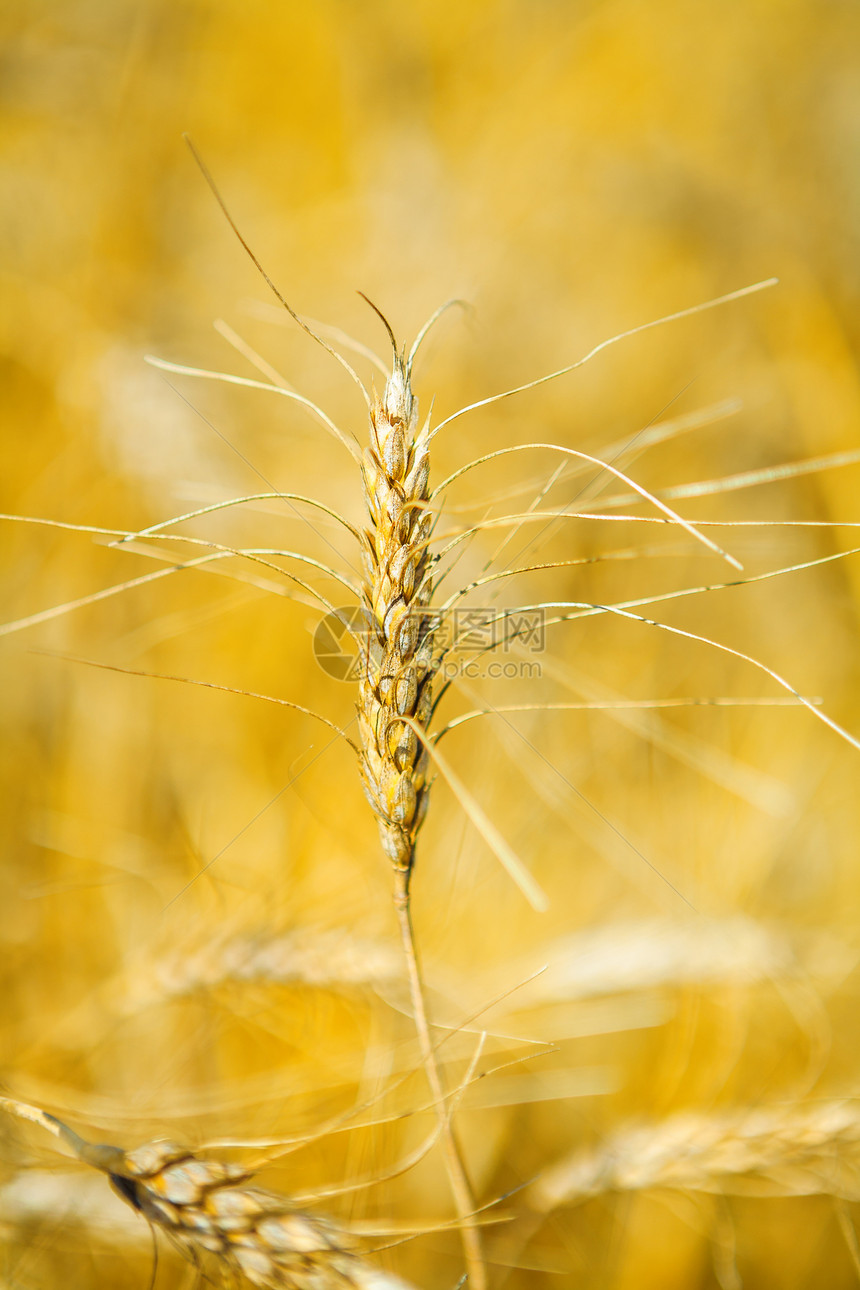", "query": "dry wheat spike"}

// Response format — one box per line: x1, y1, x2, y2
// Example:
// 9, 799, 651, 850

529, 1099, 860, 1212
181, 145, 439, 900
1, 1099, 415, 1290
356, 323, 434, 891
350, 309, 485, 1289
83, 149, 791, 1290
